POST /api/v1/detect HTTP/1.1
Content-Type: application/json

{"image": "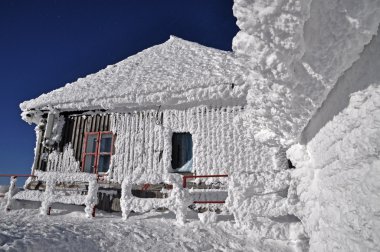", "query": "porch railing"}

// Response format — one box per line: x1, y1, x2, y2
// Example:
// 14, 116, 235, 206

182, 174, 228, 204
